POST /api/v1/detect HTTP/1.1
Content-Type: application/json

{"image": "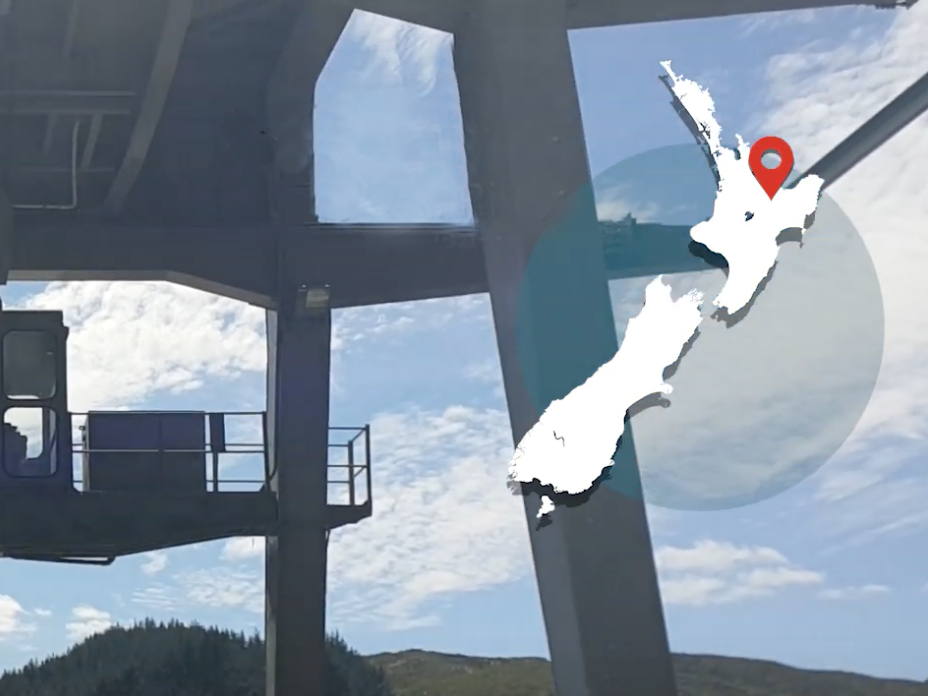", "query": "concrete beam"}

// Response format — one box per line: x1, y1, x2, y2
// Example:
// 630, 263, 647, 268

10, 219, 711, 307
275, 224, 489, 306
9, 221, 487, 308
10, 221, 277, 307
0, 491, 278, 558
566, 0, 913, 30
453, 2, 677, 695
103, 0, 197, 214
